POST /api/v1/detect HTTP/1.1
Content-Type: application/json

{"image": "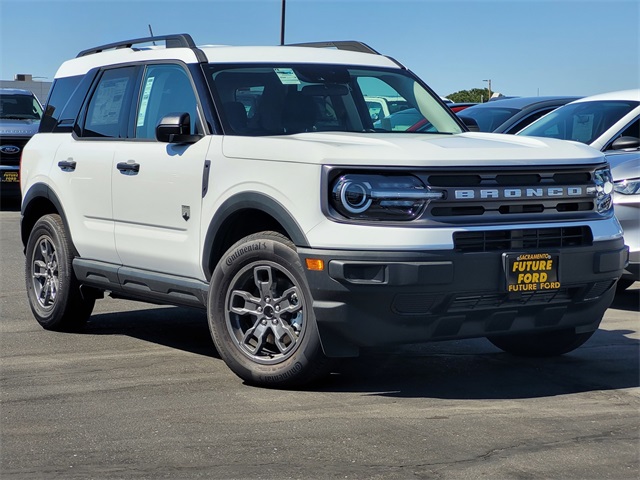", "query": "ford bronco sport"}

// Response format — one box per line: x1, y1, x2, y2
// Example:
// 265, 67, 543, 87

20, 34, 628, 387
